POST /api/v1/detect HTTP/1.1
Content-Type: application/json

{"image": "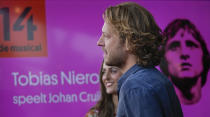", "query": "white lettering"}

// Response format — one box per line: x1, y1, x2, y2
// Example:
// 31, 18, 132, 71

79, 91, 100, 102
60, 71, 99, 85
13, 93, 47, 106
48, 92, 78, 103
12, 72, 58, 86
